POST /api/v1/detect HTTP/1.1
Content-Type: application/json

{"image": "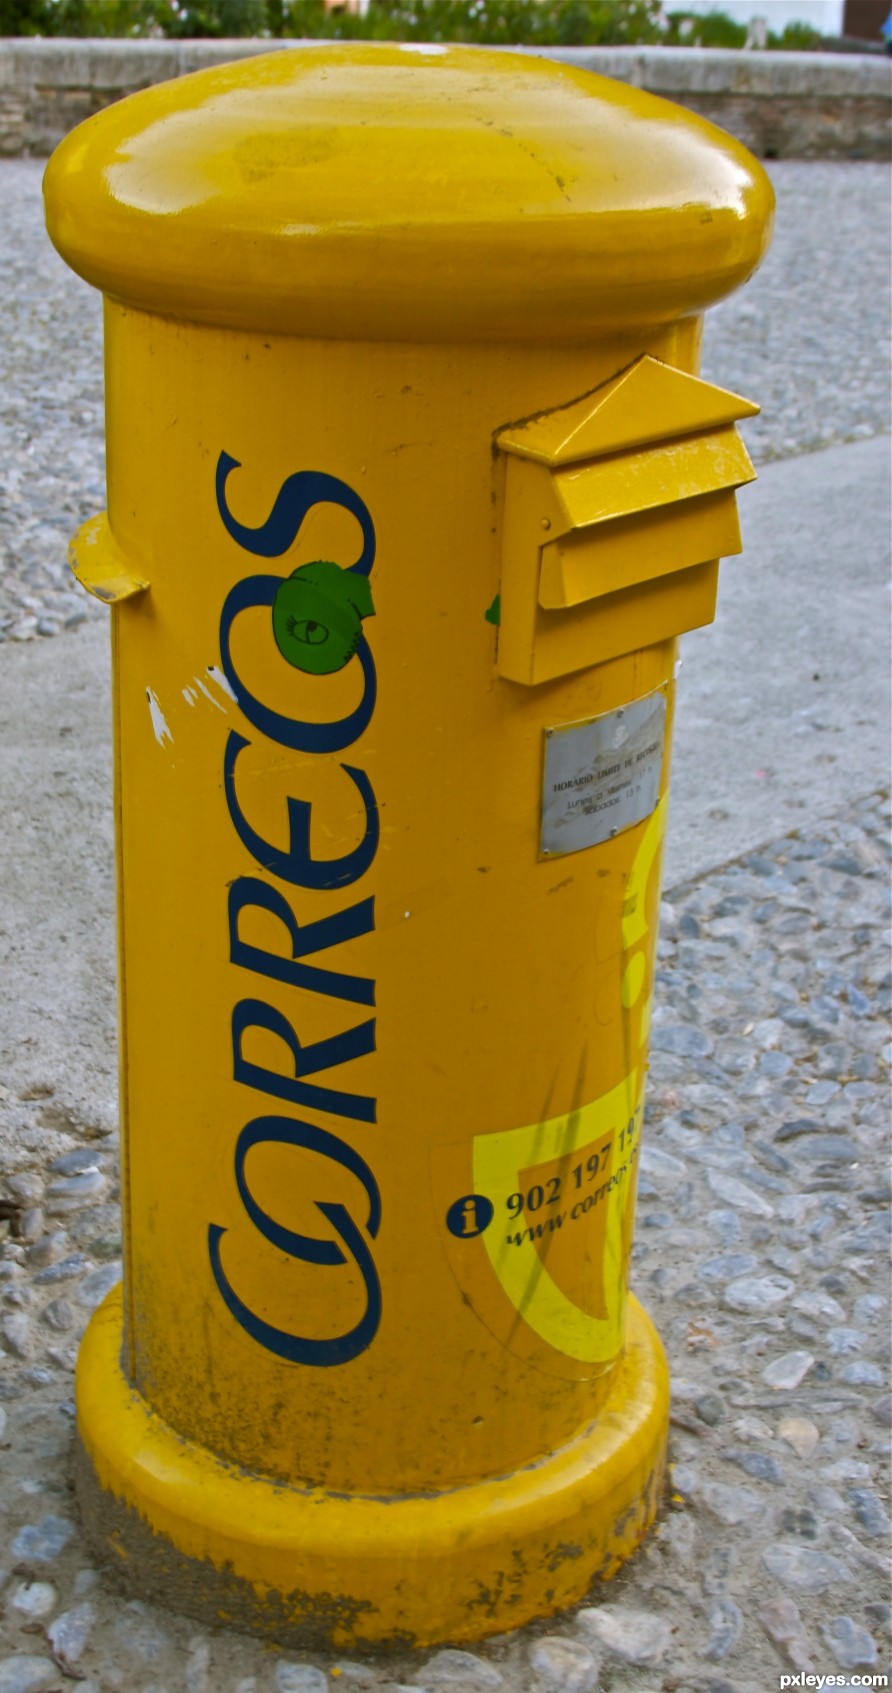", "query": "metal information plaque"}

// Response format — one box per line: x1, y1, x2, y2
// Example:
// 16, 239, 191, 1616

541, 689, 667, 857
